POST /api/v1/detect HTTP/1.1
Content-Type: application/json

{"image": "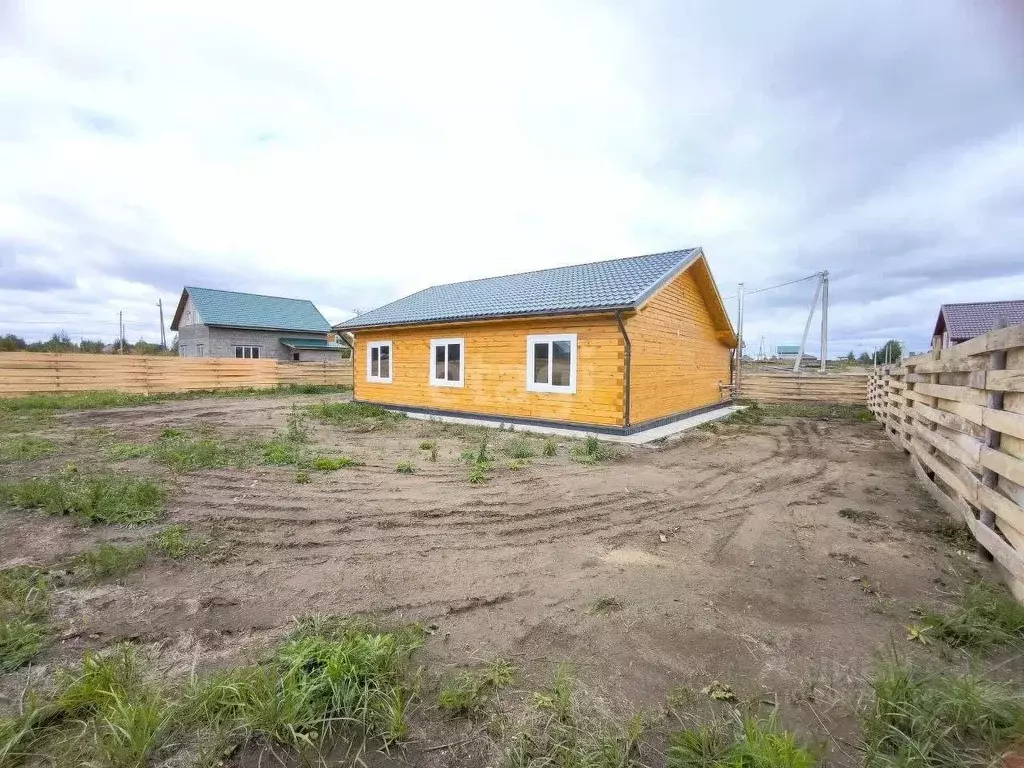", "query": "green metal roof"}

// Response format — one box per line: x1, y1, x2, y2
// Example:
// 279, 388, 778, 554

171, 286, 332, 332
280, 337, 349, 350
